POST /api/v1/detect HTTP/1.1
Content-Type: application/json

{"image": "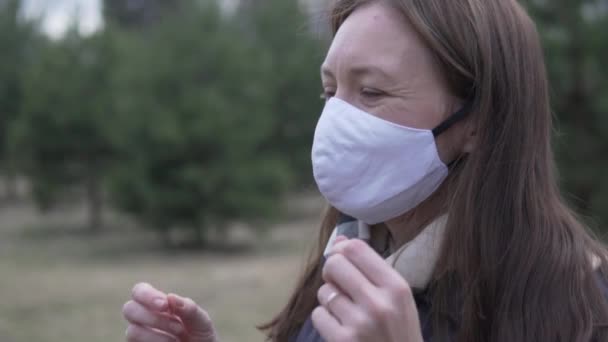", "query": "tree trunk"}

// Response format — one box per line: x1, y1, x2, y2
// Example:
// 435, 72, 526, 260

160, 227, 173, 249
193, 224, 206, 248
85, 170, 103, 233
214, 222, 229, 246
3, 165, 18, 203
